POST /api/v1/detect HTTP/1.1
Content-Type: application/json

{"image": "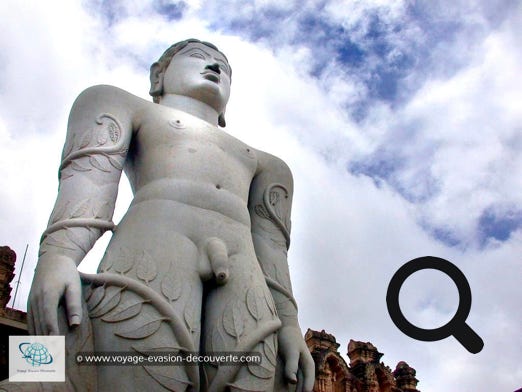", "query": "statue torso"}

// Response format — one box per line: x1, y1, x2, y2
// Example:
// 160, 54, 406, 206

125, 104, 259, 226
